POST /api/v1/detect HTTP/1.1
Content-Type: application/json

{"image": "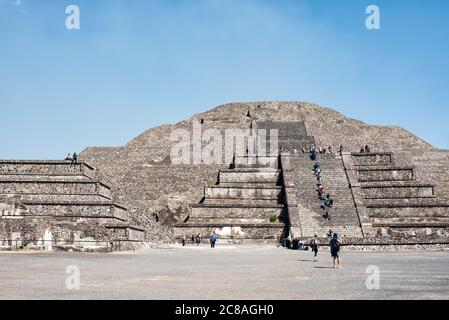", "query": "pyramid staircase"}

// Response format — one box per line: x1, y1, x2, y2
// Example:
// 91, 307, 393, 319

0, 160, 145, 251
281, 153, 363, 239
